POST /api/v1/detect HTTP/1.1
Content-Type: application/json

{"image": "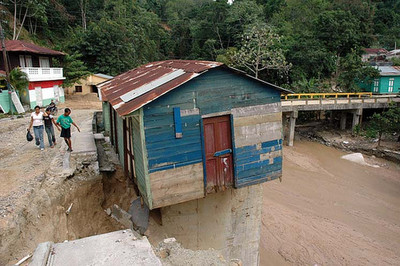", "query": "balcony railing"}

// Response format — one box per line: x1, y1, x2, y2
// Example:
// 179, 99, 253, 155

20, 67, 65, 82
